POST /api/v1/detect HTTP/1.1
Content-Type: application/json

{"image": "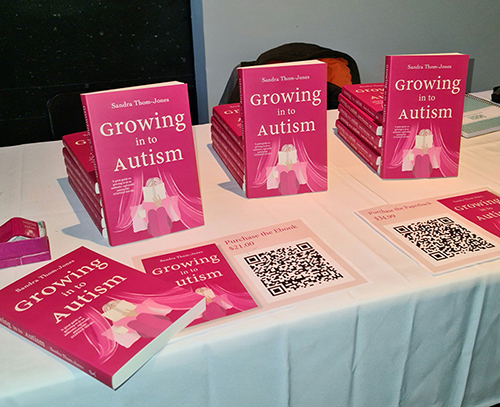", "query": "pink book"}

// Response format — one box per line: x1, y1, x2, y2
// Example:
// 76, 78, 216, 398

380, 53, 469, 179
211, 116, 244, 164
141, 243, 257, 327
62, 131, 99, 195
64, 155, 103, 216
212, 135, 245, 188
212, 103, 243, 148
81, 82, 204, 246
338, 106, 382, 153
341, 83, 384, 124
238, 60, 328, 198
335, 119, 380, 172
0, 246, 205, 389
338, 94, 382, 135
